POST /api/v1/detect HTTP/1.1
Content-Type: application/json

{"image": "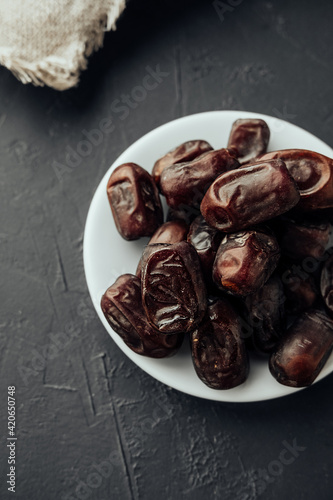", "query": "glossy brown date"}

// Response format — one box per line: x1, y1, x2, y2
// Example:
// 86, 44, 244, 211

101, 274, 184, 358
152, 140, 213, 187
257, 149, 333, 211
244, 274, 285, 353
191, 298, 249, 389
227, 118, 270, 164
213, 228, 280, 297
269, 310, 333, 387
141, 241, 207, 333
320, 250, 333, 317
187, 215, 224, 290
136, 220, 188, 278
160, 148, 239, 209
107, 163, 163, 240
201, 159, 300, 232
